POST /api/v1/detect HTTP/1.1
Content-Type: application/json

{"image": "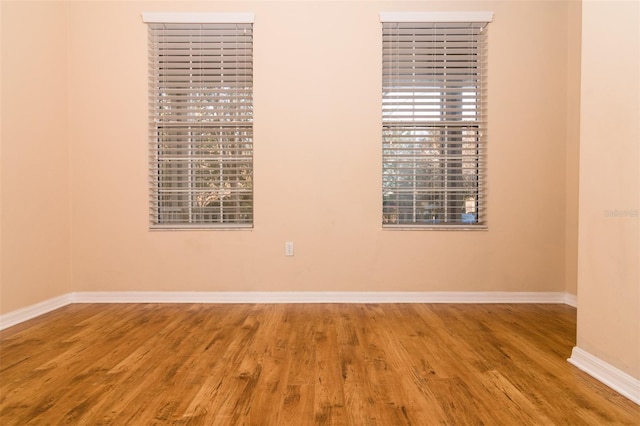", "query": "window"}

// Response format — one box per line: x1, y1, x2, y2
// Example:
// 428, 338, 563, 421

381, 12, 492, 228
143, 13, 254, 229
